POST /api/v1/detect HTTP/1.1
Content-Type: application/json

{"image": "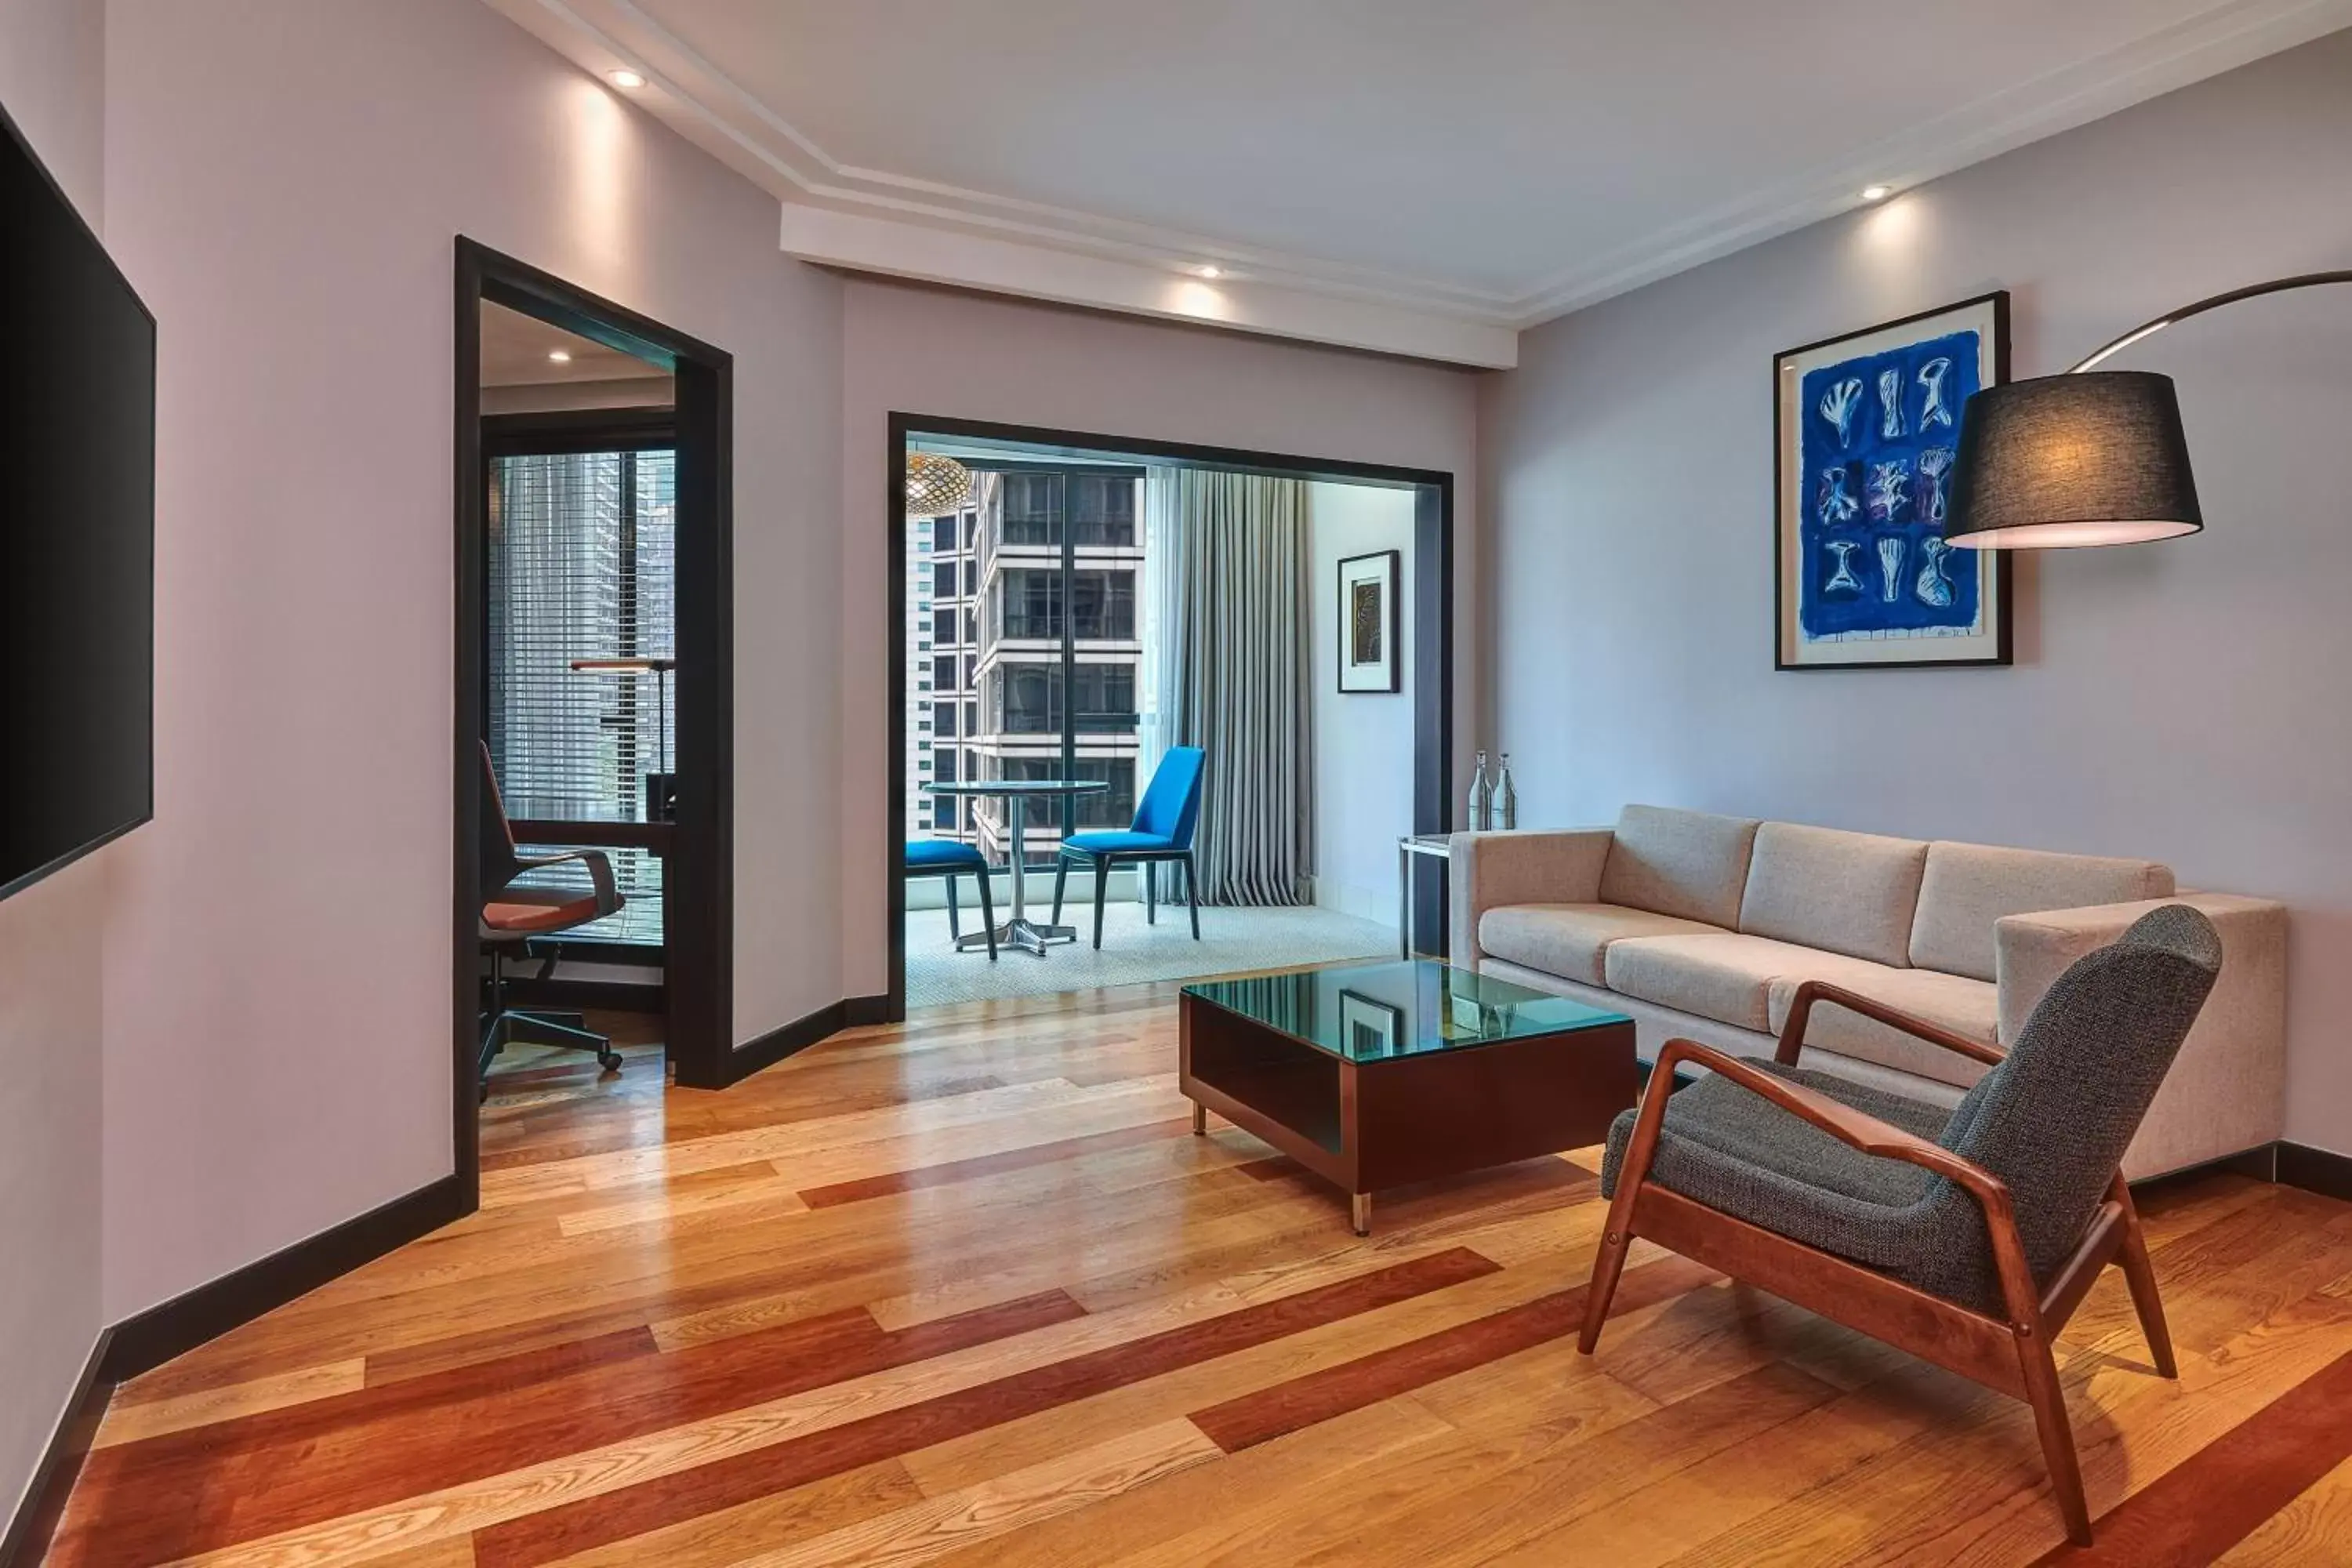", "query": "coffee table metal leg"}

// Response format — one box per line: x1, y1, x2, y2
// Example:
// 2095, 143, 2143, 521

1352, 1192, 1372, 1236
1397, 841, 1411, 960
